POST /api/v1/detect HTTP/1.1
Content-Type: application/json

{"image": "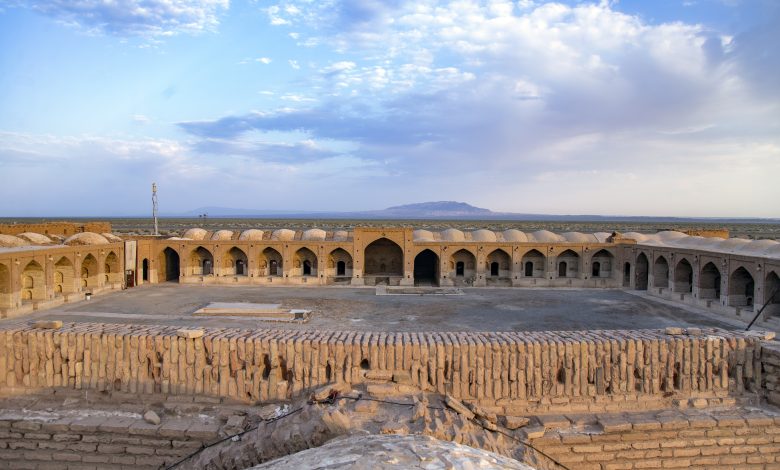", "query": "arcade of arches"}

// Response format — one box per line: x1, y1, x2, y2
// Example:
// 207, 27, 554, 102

2, 227, 780, 323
